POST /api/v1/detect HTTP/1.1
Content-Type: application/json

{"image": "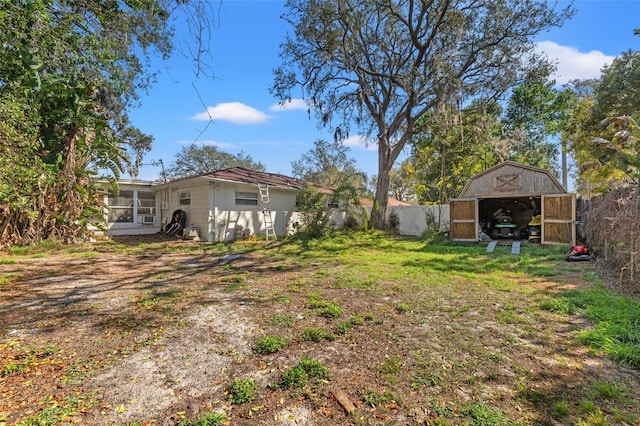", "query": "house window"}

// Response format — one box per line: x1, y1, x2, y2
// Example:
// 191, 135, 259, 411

107, 189, 156, 224
137, 191, 156, 215
235, 191, 258, 206
107, 190, 134, 223
327, 199, 339, 209
179, 191, 191, 205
